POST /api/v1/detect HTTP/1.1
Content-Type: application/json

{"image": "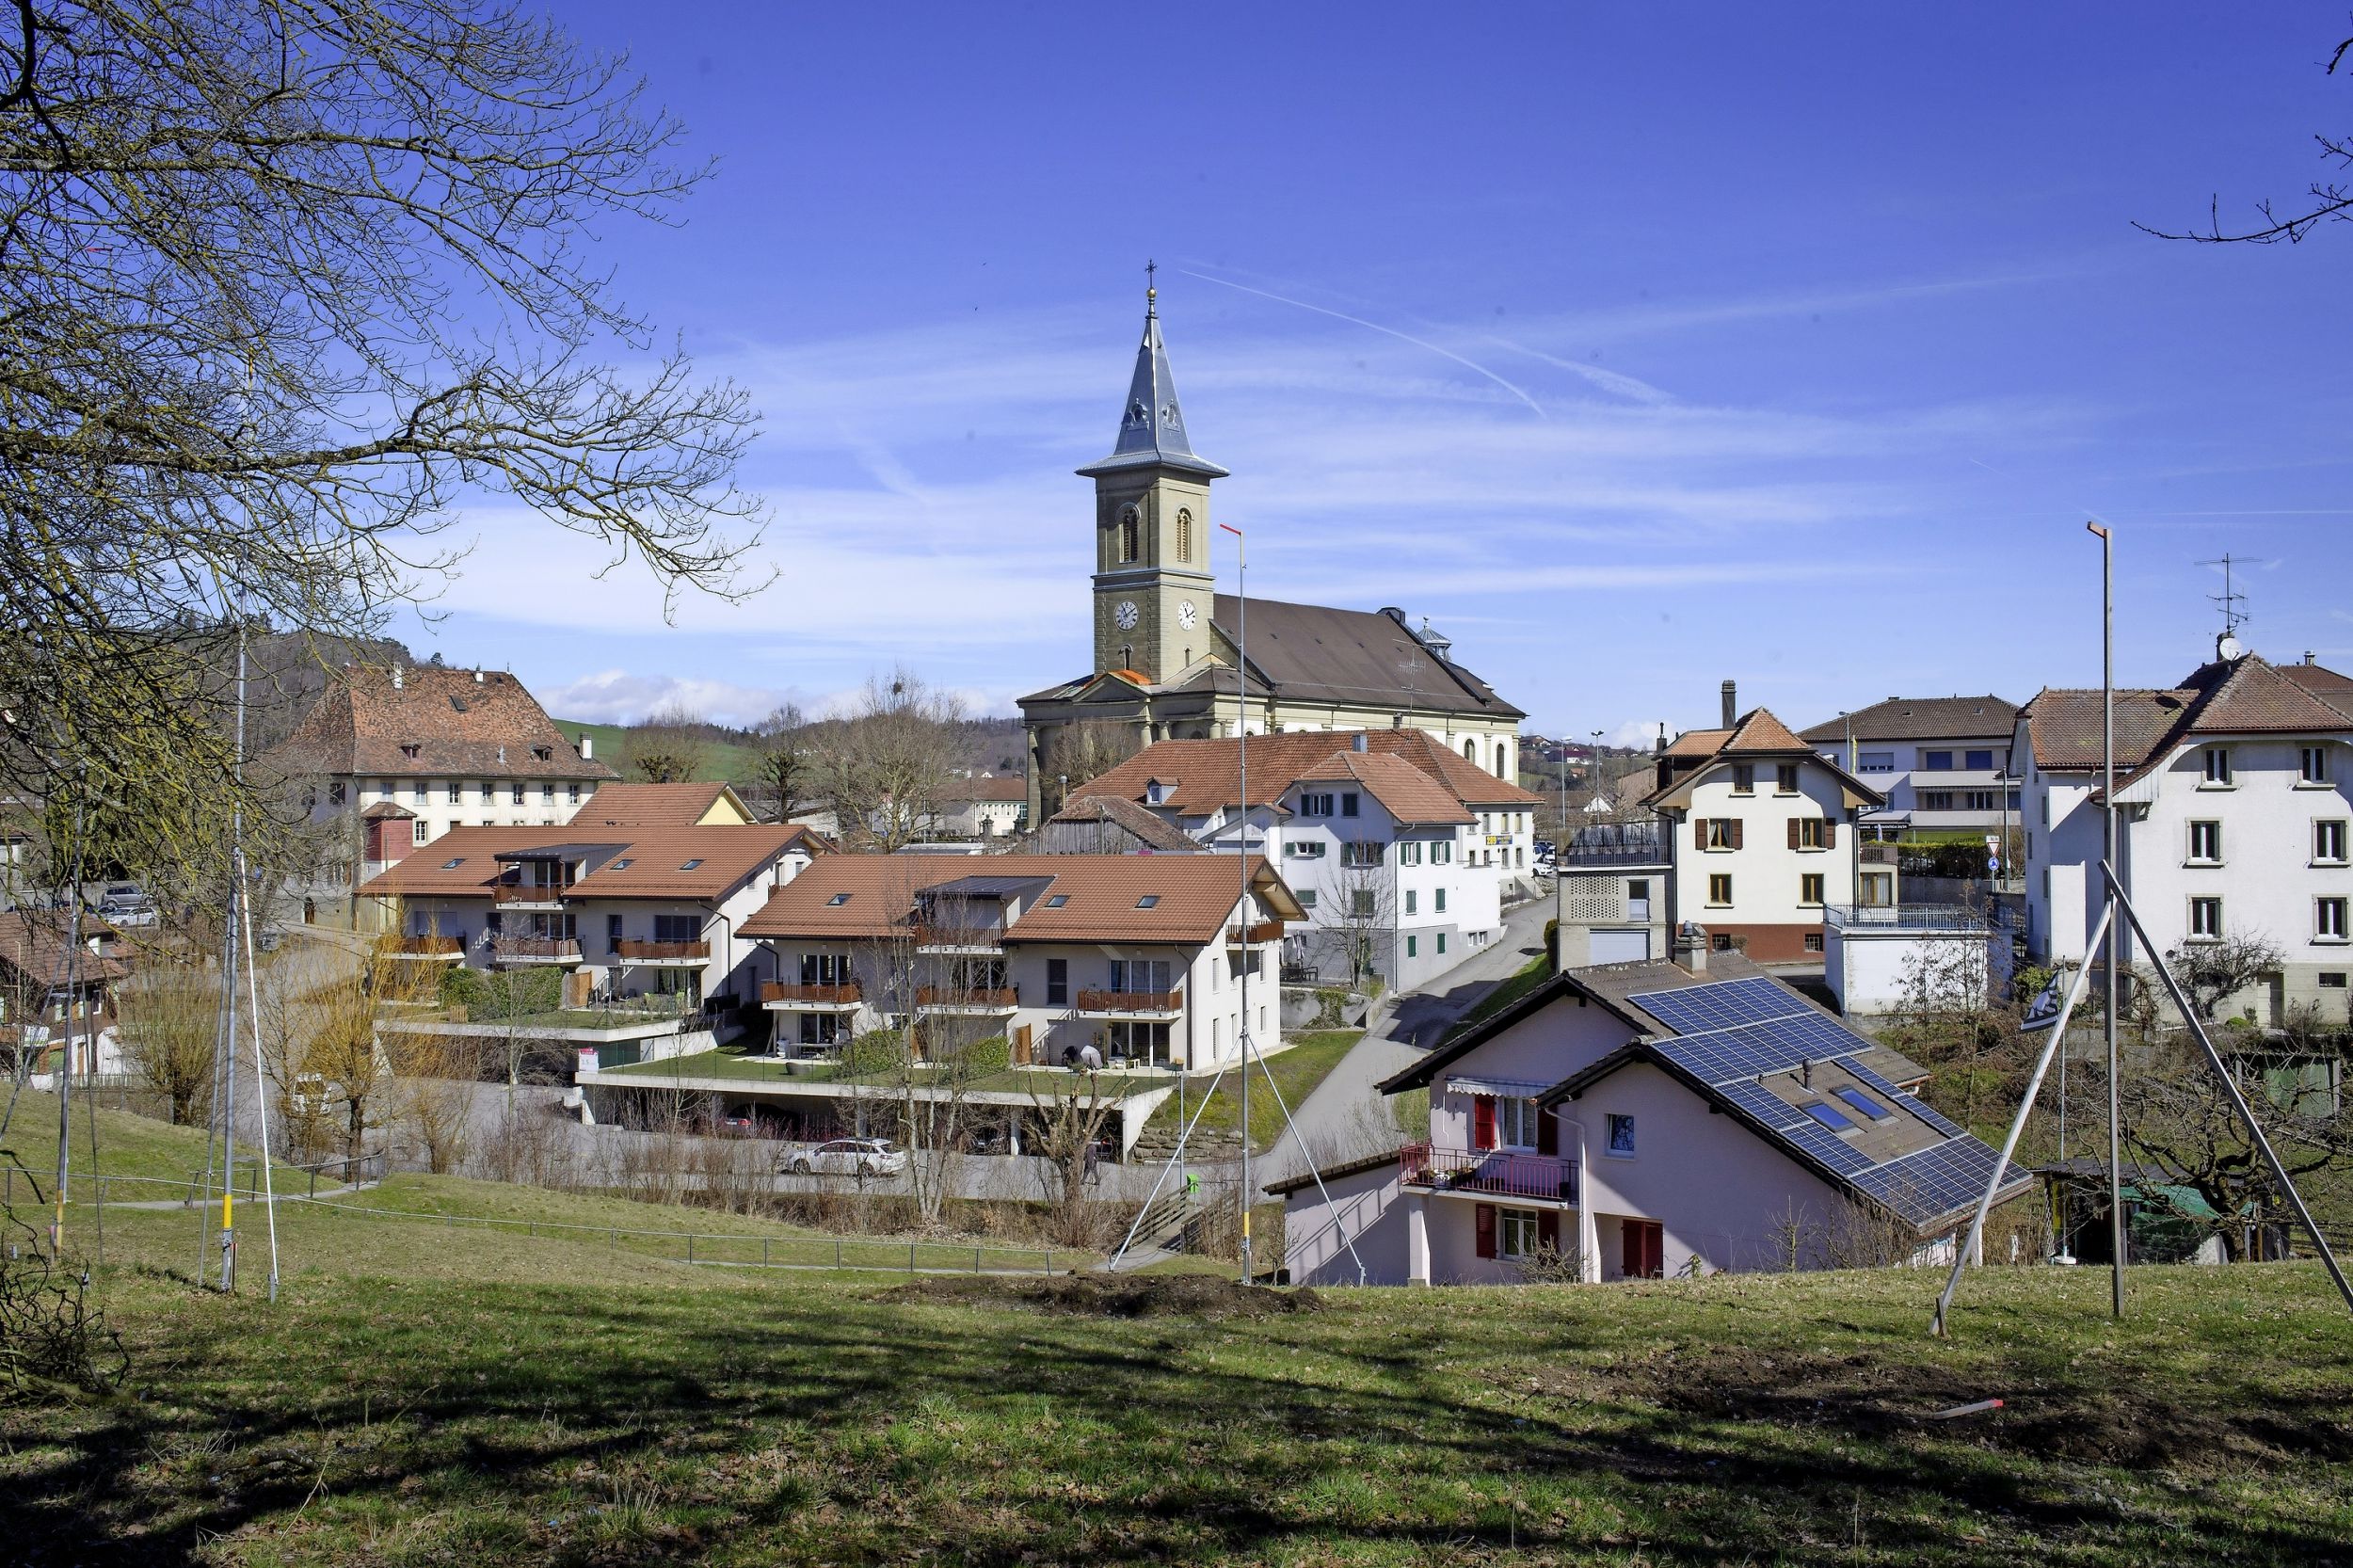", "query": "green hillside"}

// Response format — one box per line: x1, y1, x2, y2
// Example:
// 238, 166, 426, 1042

558, 718, 767, 785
